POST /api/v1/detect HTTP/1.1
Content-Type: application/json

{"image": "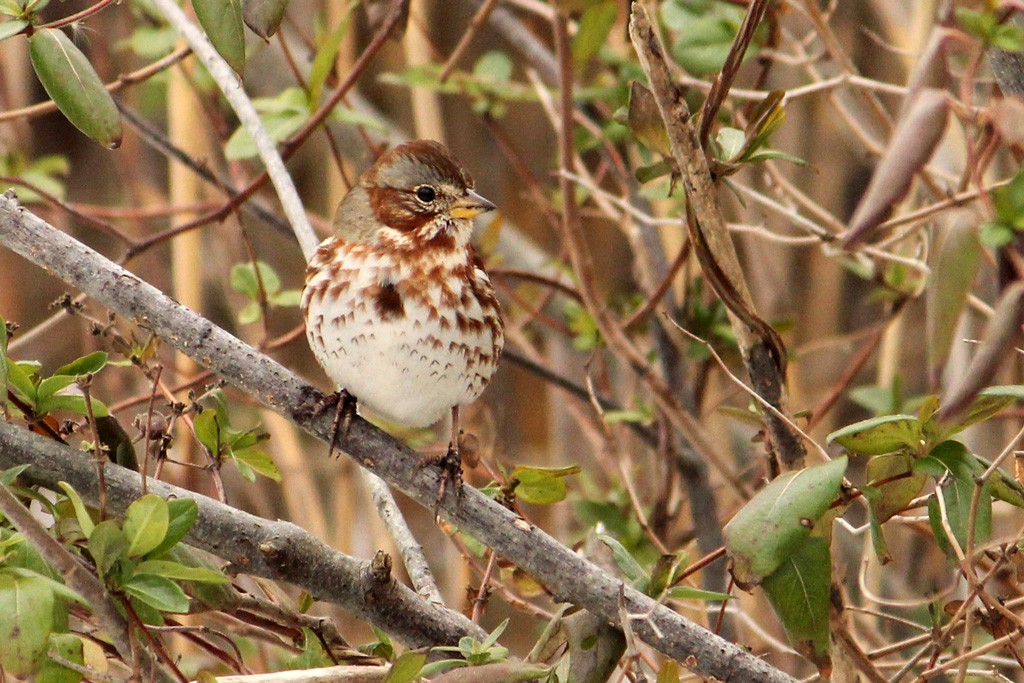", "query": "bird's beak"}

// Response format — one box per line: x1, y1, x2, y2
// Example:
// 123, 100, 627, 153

450, 189, 497, 220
